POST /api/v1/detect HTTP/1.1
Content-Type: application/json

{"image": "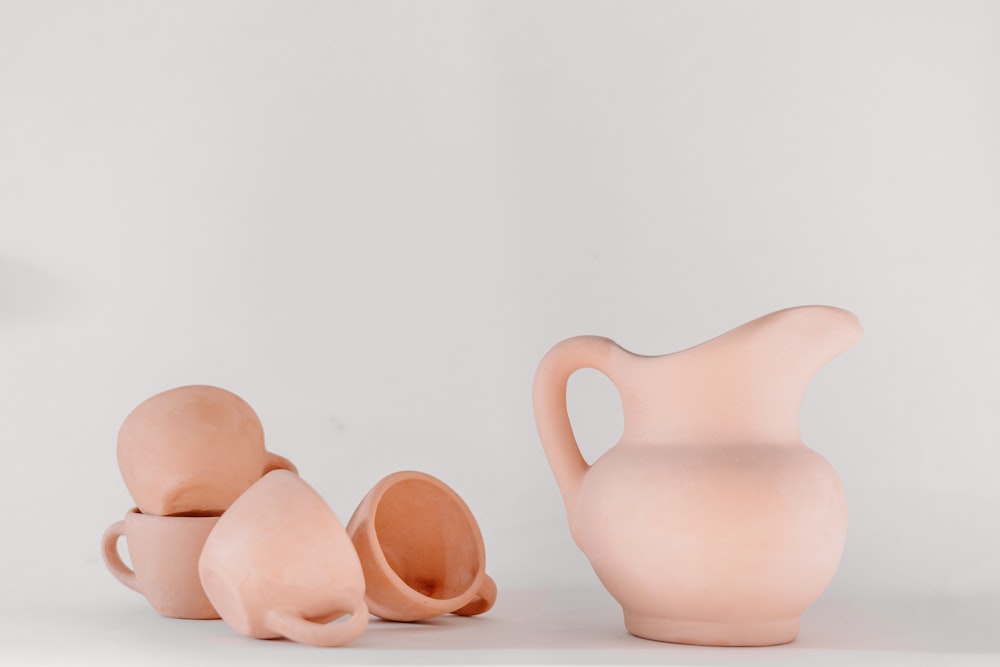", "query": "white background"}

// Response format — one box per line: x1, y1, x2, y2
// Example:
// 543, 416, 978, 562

1, 1, 998, 663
